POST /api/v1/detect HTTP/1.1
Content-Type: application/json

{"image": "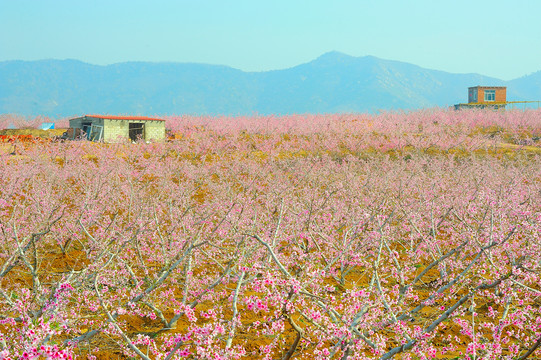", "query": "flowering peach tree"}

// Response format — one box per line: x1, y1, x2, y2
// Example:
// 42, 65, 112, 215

1, 109, 541, 359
